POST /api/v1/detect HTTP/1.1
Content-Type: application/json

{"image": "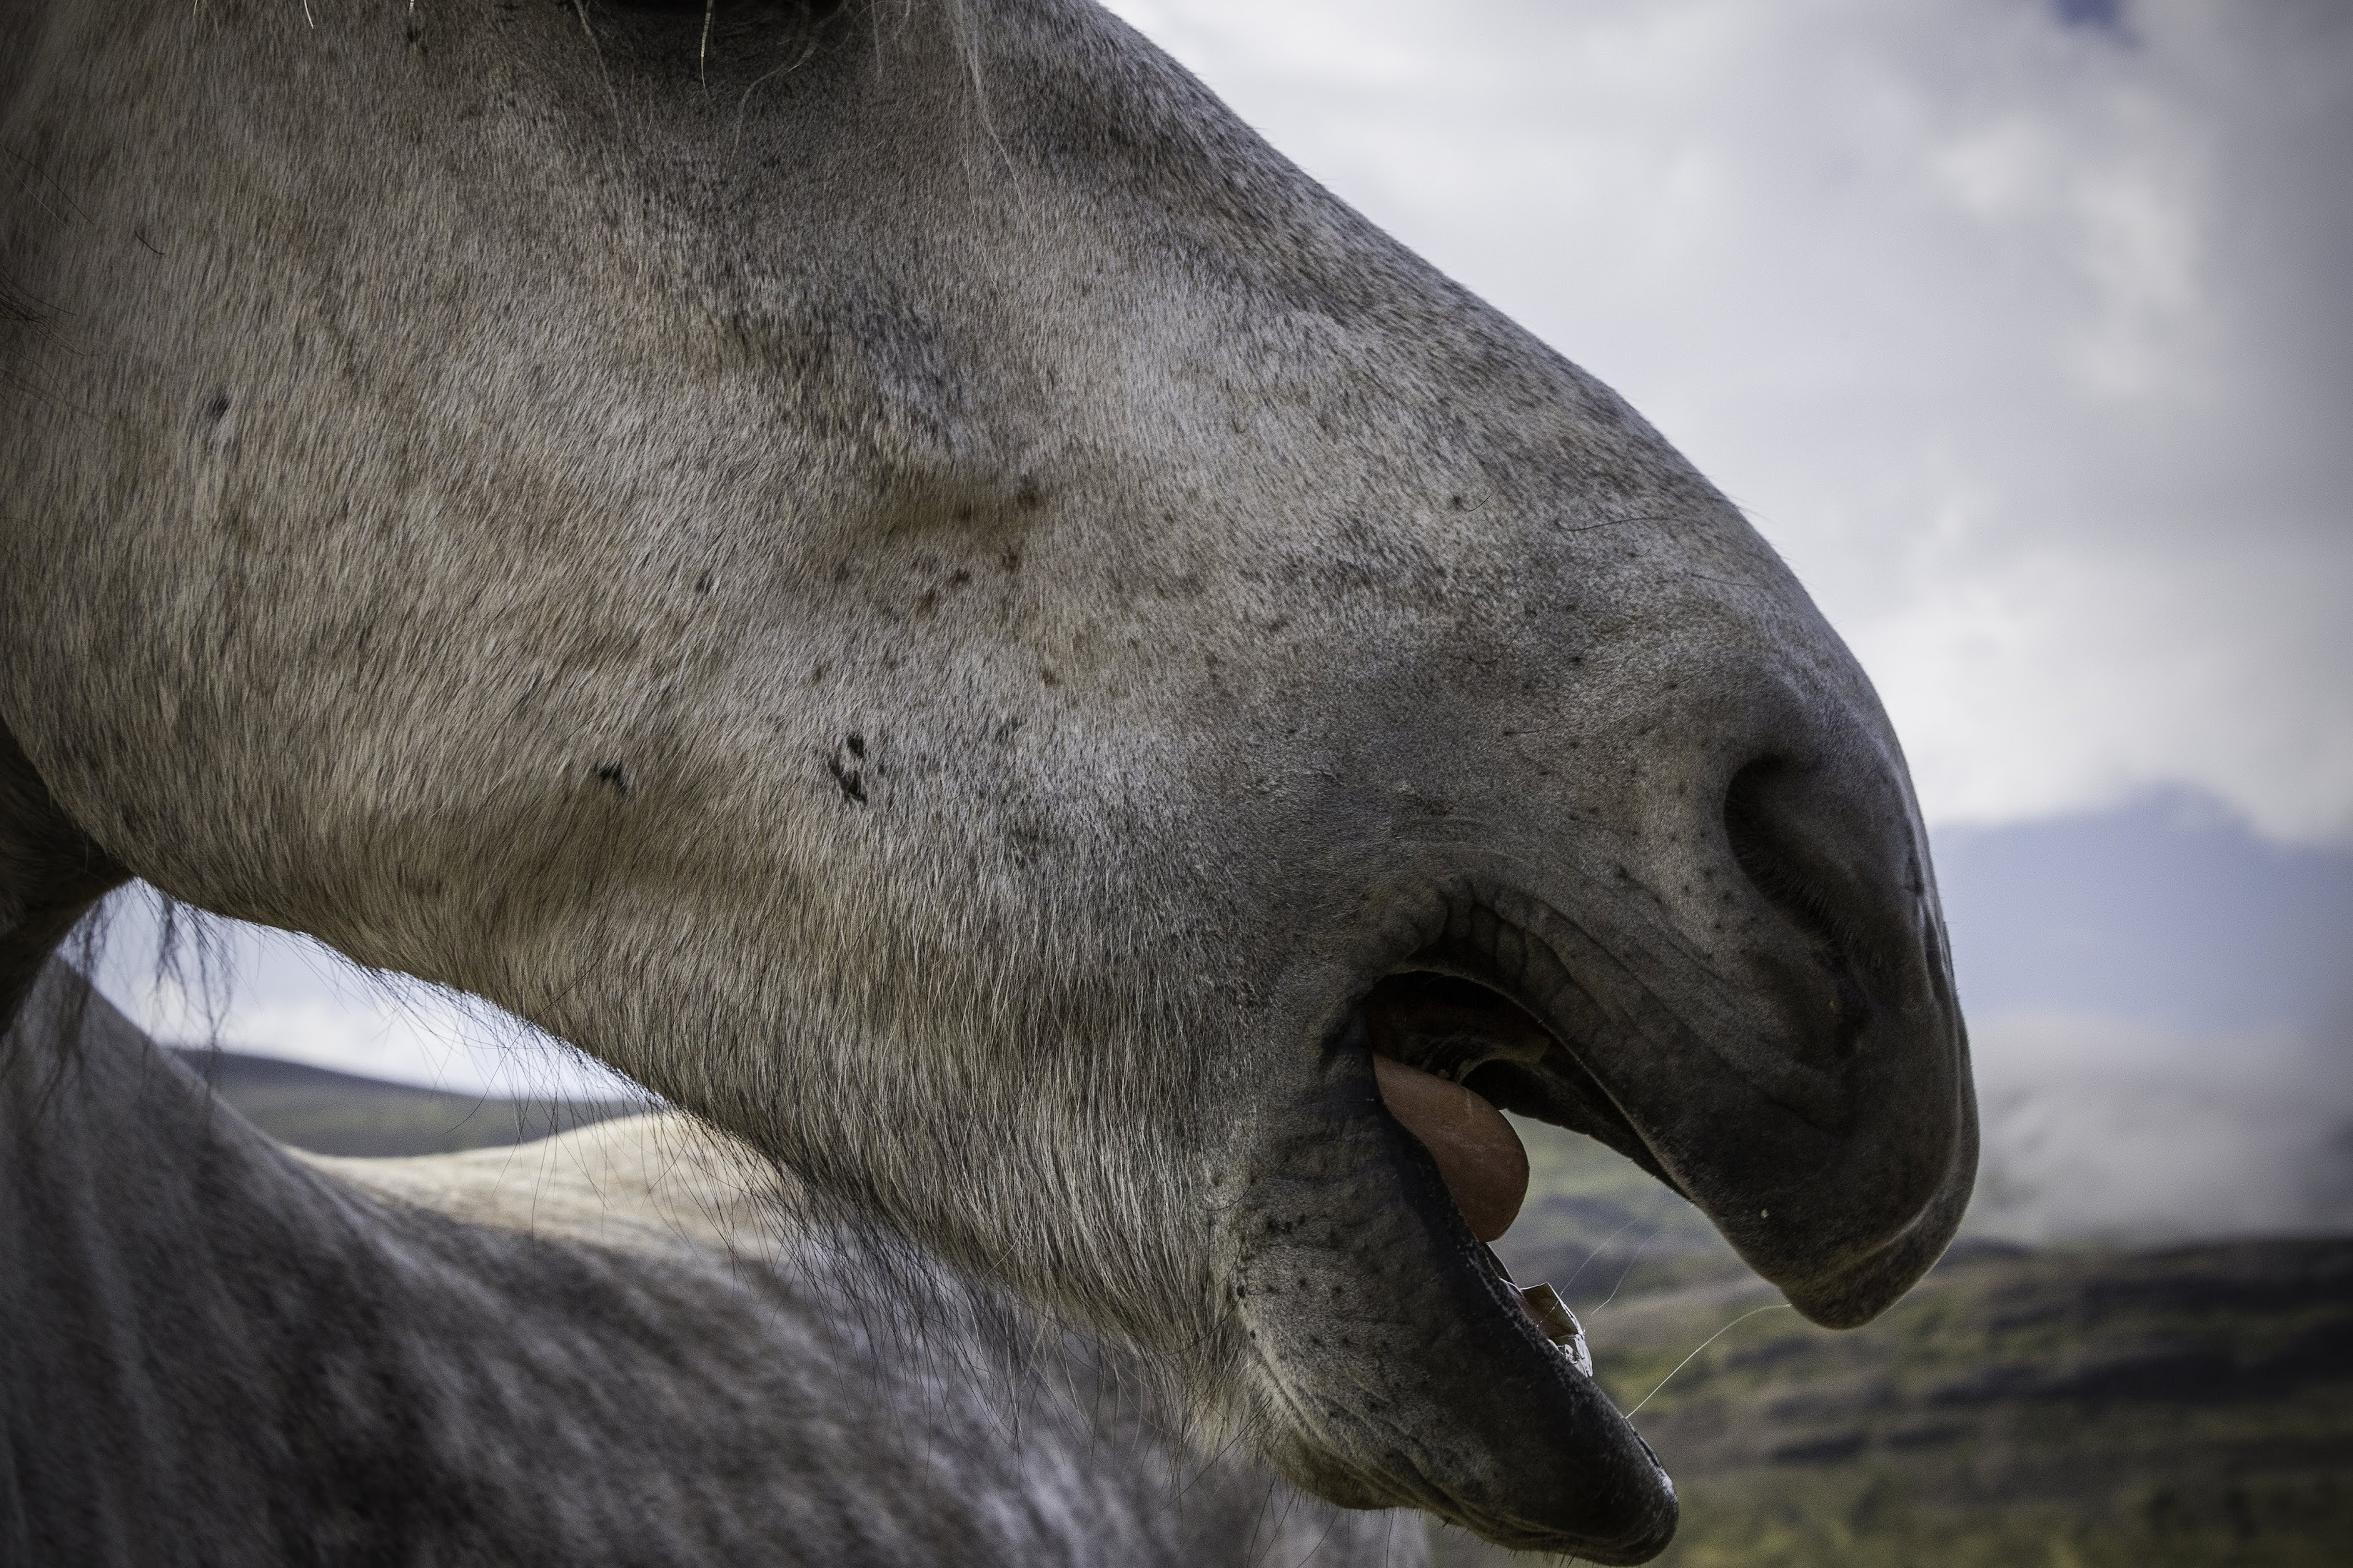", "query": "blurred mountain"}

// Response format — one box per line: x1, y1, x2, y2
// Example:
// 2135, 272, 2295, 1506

1933, 794, 2353, 1243
171, 1048, 643, 1158
1935, 793, 2353, 1038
